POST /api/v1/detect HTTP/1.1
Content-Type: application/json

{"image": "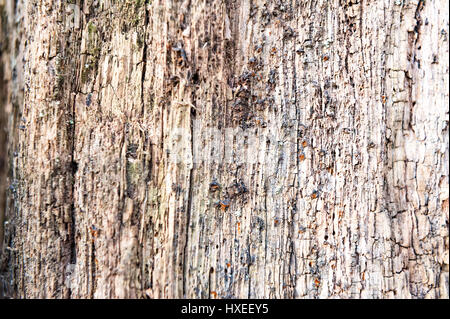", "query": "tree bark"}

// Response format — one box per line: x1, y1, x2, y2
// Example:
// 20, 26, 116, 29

0, 0, 448, 299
